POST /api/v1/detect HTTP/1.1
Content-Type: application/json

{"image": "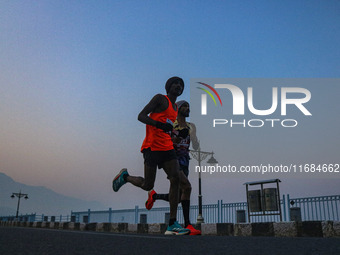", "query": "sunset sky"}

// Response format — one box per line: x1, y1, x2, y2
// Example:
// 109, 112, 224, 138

1, 1, 339, 211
